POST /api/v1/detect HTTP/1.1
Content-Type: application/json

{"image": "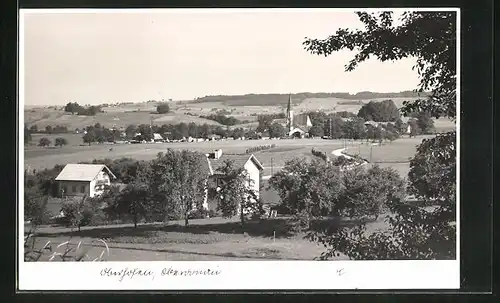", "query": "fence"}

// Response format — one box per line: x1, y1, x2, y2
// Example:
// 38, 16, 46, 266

245, 144, 277, 154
